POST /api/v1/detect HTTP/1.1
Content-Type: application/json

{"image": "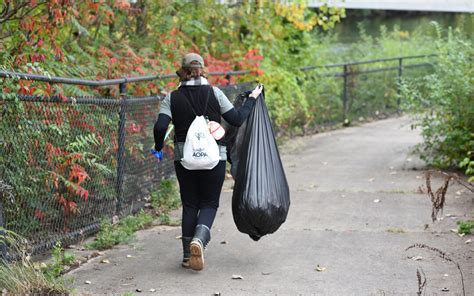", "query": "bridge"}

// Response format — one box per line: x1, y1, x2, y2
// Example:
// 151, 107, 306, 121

309, 0, 474, 13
